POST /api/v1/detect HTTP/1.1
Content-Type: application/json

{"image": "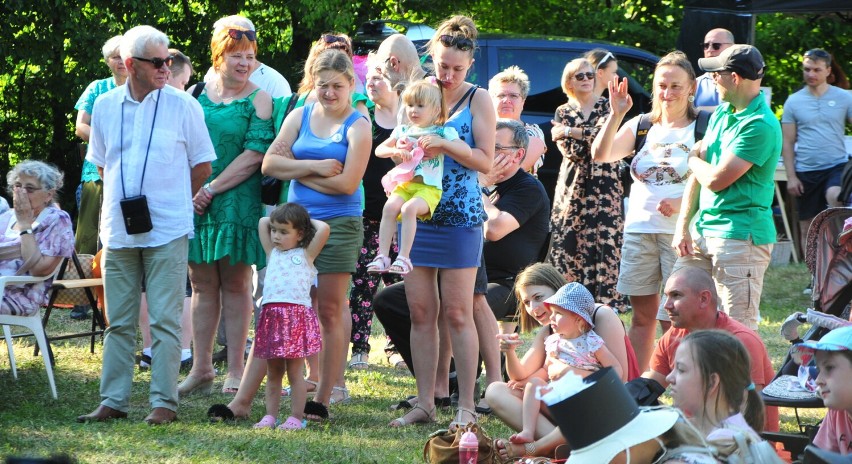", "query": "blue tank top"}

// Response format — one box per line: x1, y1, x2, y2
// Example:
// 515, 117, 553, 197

429, 86, 485, 227
289, 103, 365, 220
